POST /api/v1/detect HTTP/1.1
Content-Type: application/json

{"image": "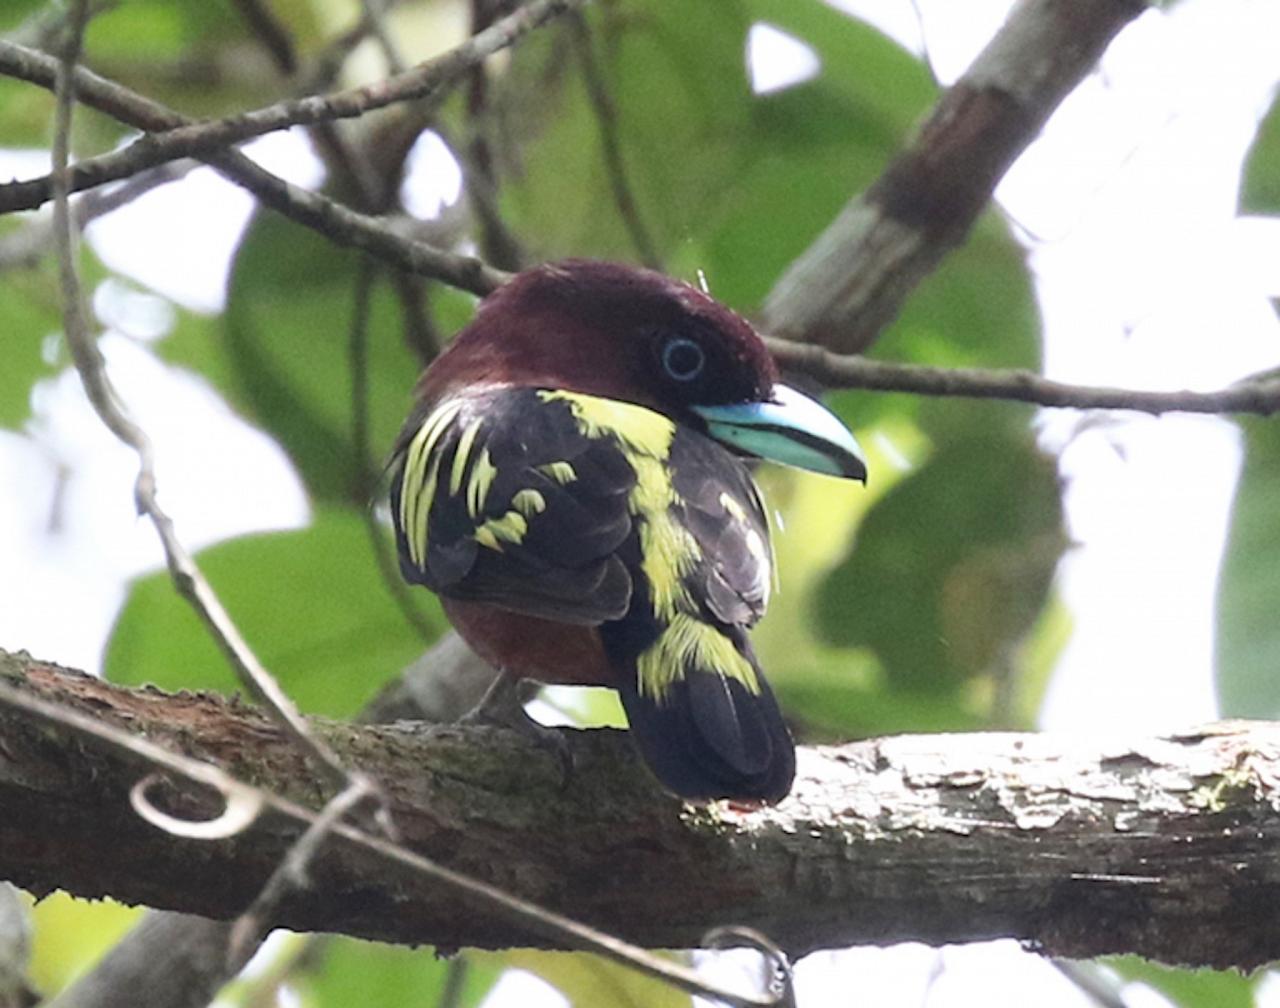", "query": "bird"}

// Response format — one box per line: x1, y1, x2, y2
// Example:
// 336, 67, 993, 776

388, 259, 866, 804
